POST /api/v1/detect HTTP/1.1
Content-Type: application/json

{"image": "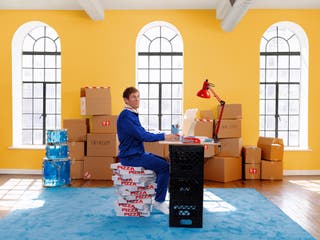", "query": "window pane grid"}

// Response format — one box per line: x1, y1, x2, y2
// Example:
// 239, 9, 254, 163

137, 24, 183, 132
21, 26, 61, 145
260, 26, 301, 147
